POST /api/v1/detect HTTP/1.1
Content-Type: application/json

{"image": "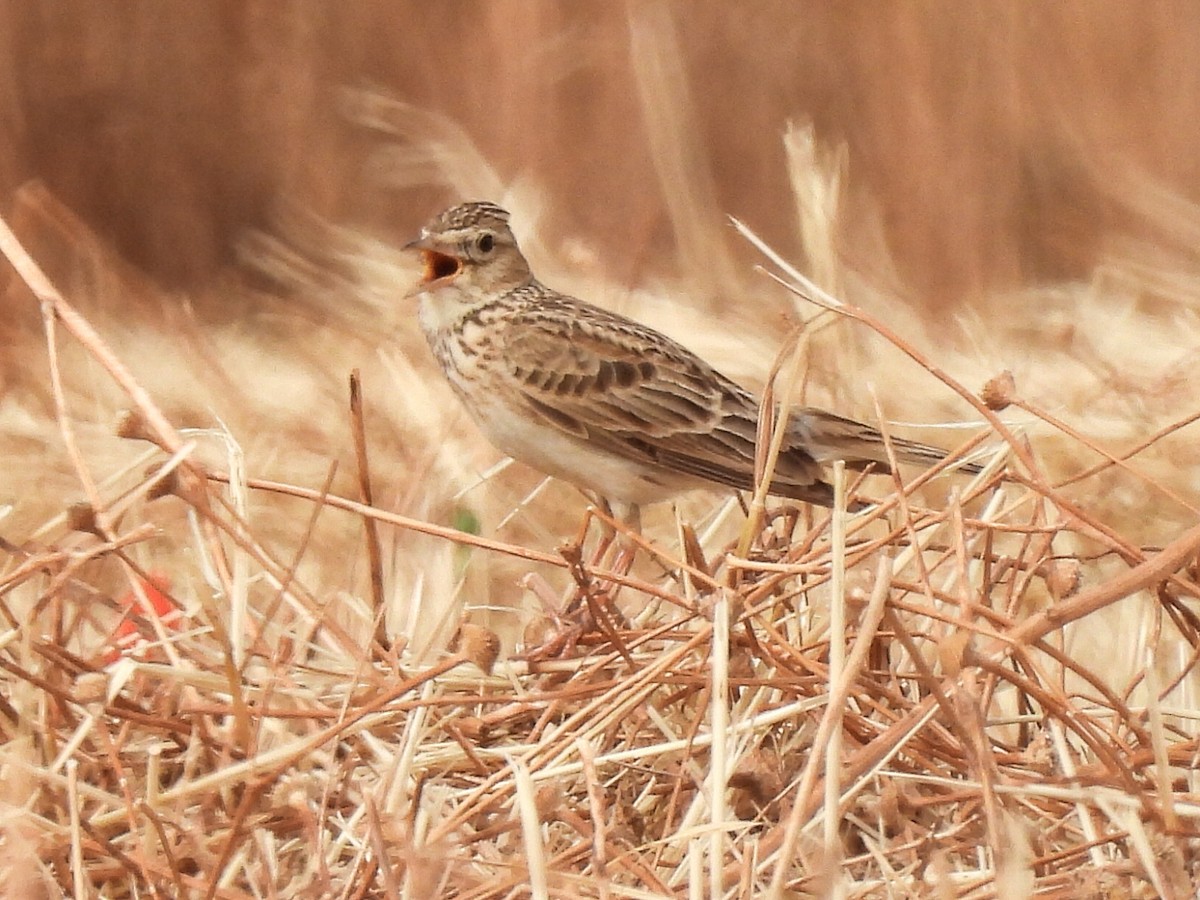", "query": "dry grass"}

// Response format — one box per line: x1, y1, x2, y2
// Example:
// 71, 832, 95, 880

5, 7, 1200, 898
5, 162, 1200, 895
